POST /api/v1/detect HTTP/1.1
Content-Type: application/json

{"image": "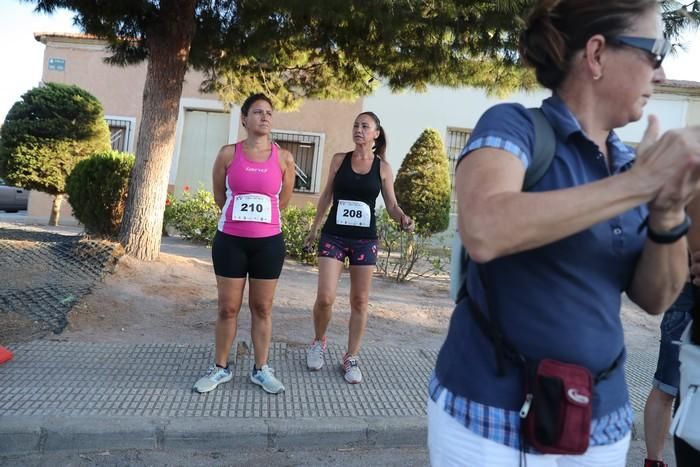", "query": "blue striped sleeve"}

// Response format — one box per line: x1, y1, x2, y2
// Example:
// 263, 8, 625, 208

458, 103, 537, 170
